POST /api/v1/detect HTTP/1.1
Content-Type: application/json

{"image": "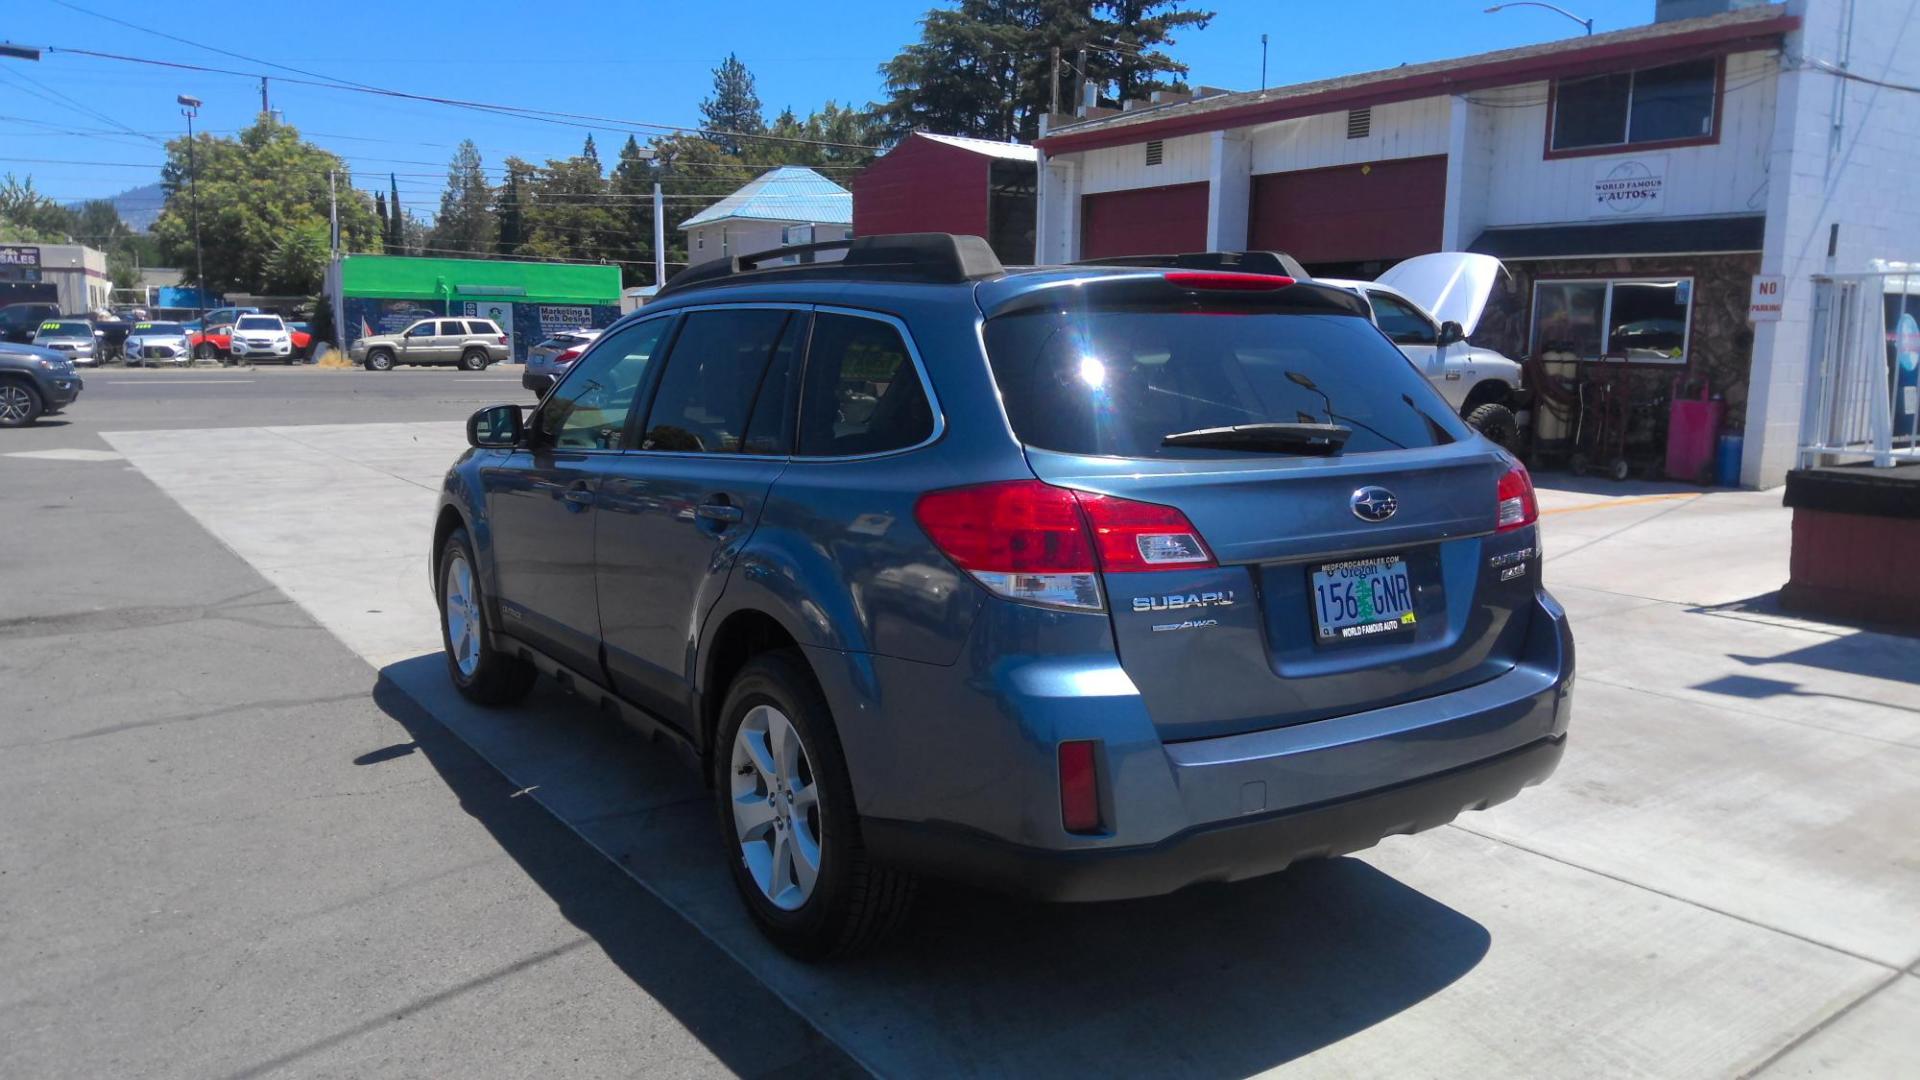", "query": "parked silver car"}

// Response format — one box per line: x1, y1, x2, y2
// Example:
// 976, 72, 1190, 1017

123, 321, 192, 366
29, 319, 99, 366
350, 318, 509, 371
523, 328, 603, 394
